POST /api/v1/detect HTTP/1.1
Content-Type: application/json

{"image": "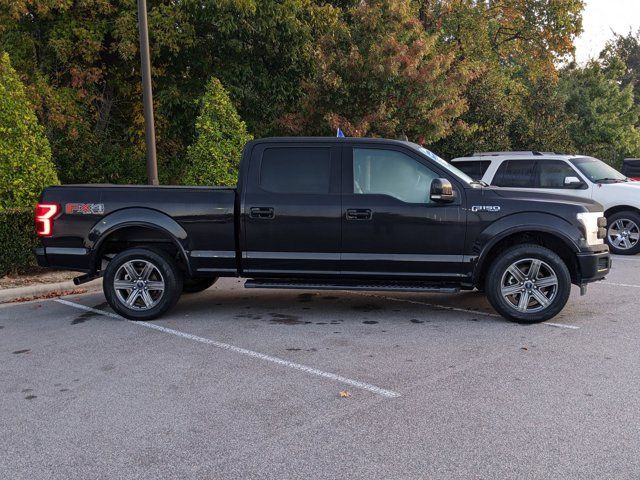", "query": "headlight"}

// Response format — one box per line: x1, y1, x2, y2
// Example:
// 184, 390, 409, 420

577, 212, 605, 246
